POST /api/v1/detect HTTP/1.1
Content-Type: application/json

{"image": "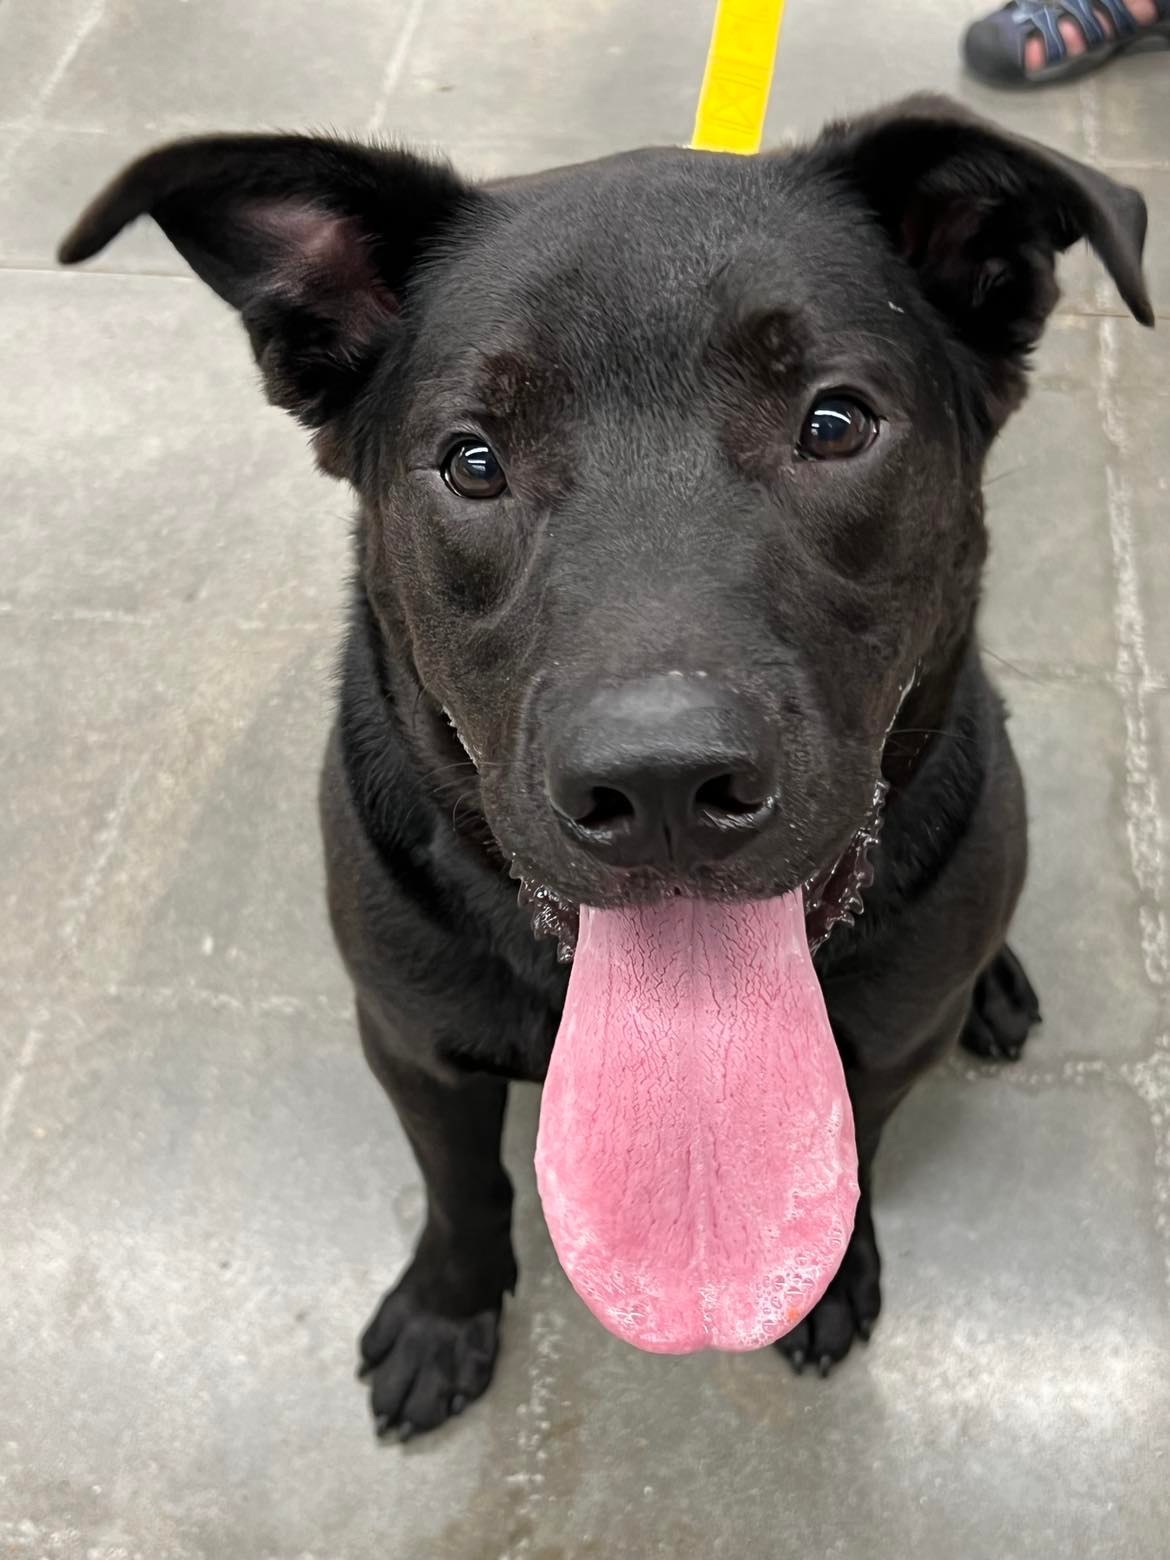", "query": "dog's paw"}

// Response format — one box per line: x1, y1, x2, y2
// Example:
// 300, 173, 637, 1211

774, 1223, 881, 1378
358, 1284, 503, 1440
960, 944, 1041, 1063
